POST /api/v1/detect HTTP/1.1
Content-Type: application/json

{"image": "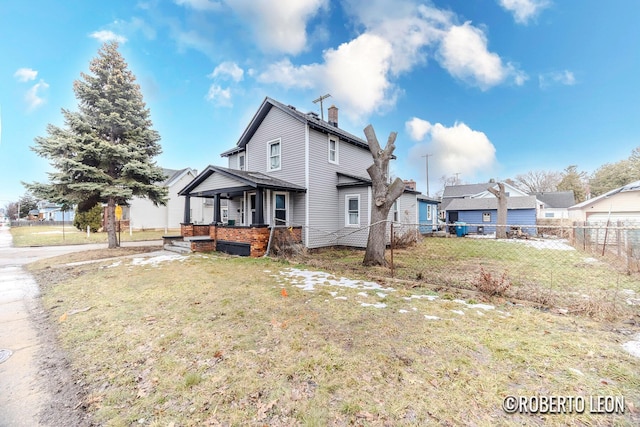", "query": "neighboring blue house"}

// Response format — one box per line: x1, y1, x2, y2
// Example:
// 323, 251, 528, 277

37, 201, 76, 222
442, 182, 539, 235
418, 195, 439, 234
